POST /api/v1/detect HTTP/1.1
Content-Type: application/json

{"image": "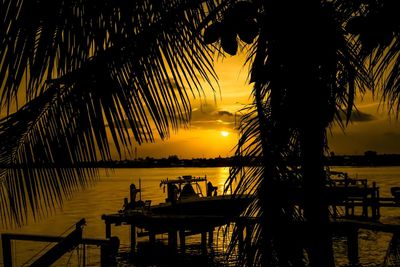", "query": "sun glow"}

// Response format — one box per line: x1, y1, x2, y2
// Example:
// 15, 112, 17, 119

220, 131, 229, 137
